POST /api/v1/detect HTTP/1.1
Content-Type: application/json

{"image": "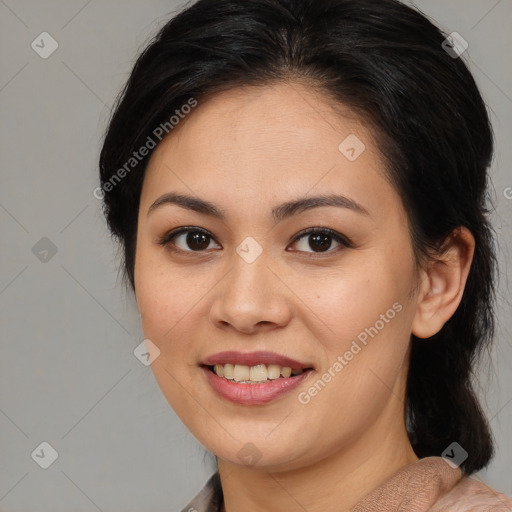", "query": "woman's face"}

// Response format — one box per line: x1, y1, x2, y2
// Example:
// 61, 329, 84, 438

134, 83, 421, 470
